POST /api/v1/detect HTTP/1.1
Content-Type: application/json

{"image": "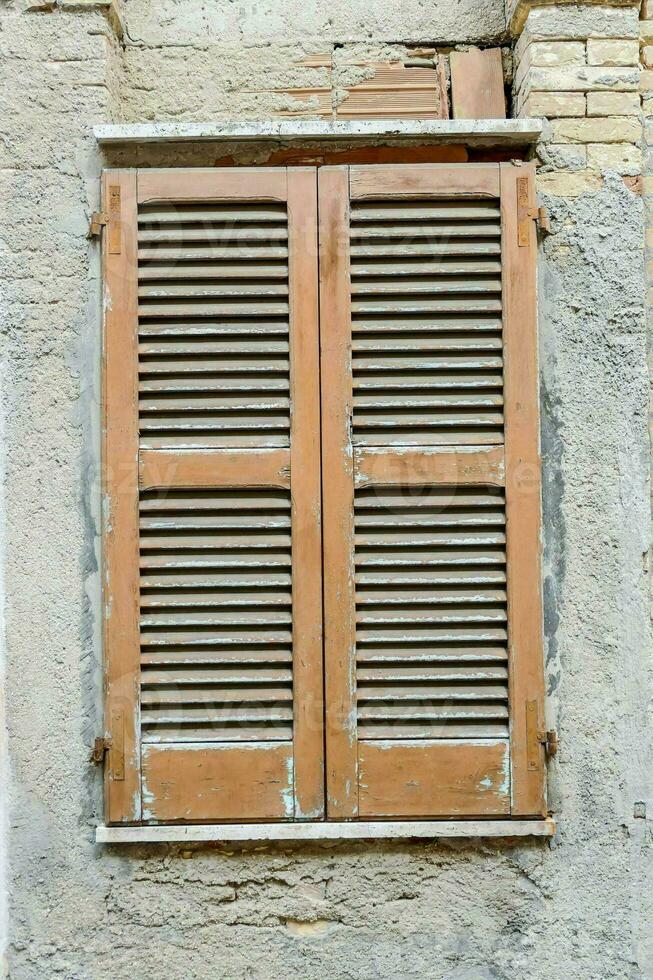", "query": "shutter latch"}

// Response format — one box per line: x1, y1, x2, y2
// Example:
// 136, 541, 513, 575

518, 205, 551, 246
89, 735, 112, 765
